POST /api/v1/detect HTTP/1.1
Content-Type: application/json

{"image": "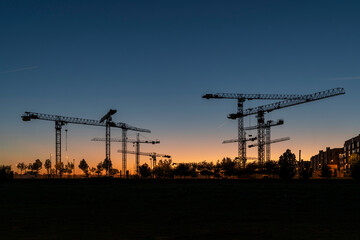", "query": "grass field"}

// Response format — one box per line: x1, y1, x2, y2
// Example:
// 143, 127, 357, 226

1, 179, 360, 240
